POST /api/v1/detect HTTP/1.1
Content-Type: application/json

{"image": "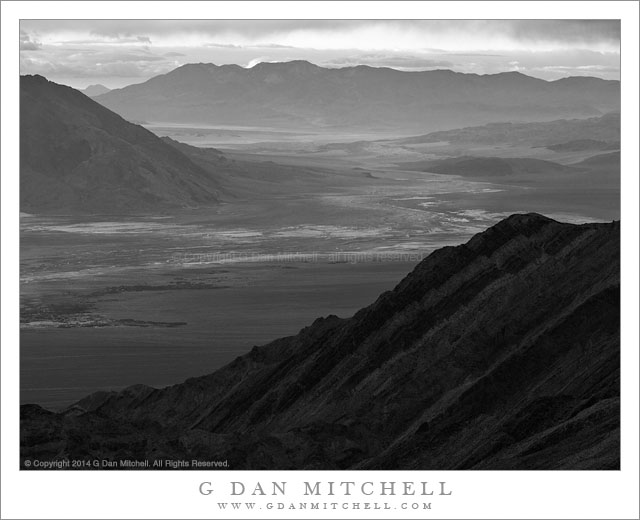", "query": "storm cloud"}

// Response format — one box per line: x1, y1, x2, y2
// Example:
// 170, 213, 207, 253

19, 30, 41, 51
21, 20, 621, 48
19, 20, 620, 89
